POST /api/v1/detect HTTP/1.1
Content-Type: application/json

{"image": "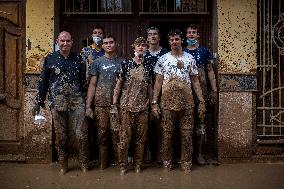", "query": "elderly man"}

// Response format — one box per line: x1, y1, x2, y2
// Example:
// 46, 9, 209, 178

32, 31, 89, 175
